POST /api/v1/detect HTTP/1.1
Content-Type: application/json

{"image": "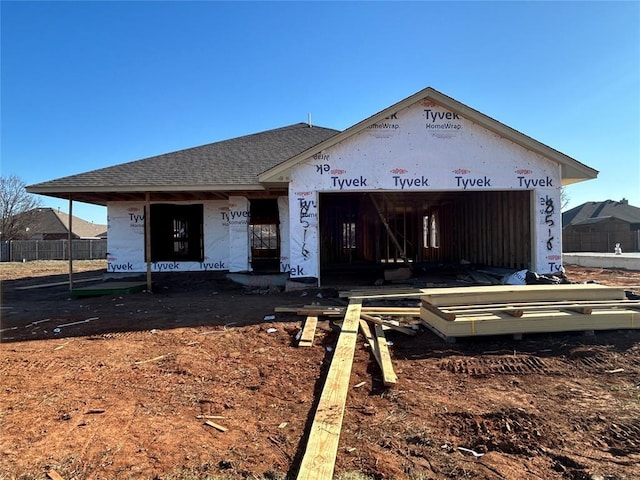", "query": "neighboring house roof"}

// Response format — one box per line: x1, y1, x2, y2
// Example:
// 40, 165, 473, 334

27, 123, 340, 205
563, 200, 640, 228
15, 208, 107, 239
260, 87, 598, 185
